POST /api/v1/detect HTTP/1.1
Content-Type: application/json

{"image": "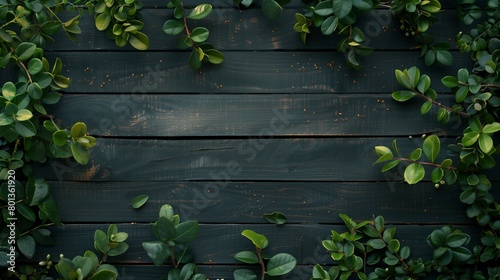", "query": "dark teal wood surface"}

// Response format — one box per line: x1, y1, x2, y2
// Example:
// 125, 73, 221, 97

3, 1, 496, 278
